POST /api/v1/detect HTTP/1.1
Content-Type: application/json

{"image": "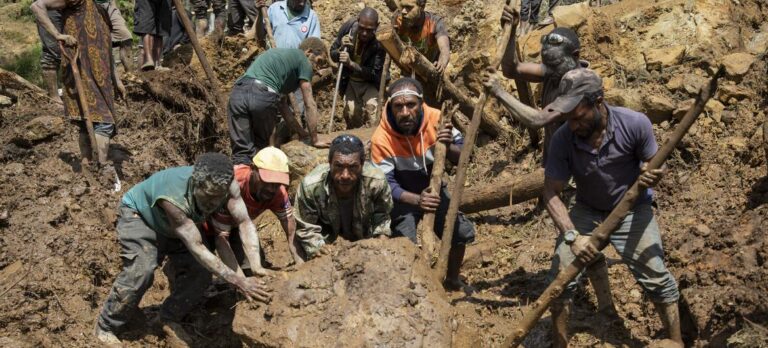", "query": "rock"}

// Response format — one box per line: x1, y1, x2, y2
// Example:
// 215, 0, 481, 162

4, 163, 24, 176
692, 224, 711, 237
232, 238, 452, 347
705, 99, 725, 123
665, 75, 684, 92
644, 46, 686, 70
605, 88, 643, 113
726, 136, 748, 151
717, 84, 751, 104
552, 2, 591, 30
673, 99, 695, 120
18, 116, 65, 143
0, 95, 12, 108
747, 24, 768, 55
642, 94, 676, 123
721, 52, 756, 79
